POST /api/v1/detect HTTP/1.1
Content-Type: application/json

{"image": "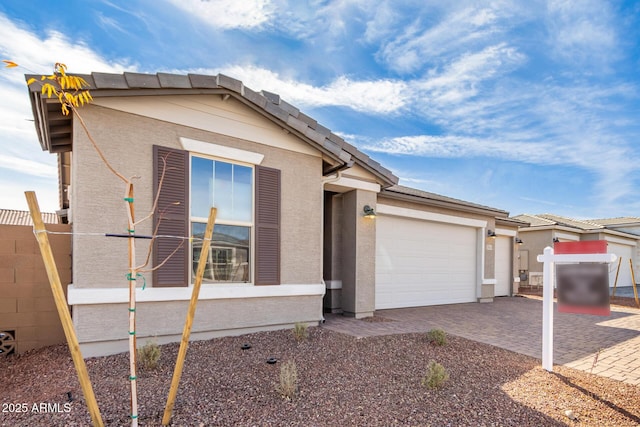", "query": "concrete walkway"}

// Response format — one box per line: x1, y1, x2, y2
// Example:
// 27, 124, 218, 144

322, 297, 640, 385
